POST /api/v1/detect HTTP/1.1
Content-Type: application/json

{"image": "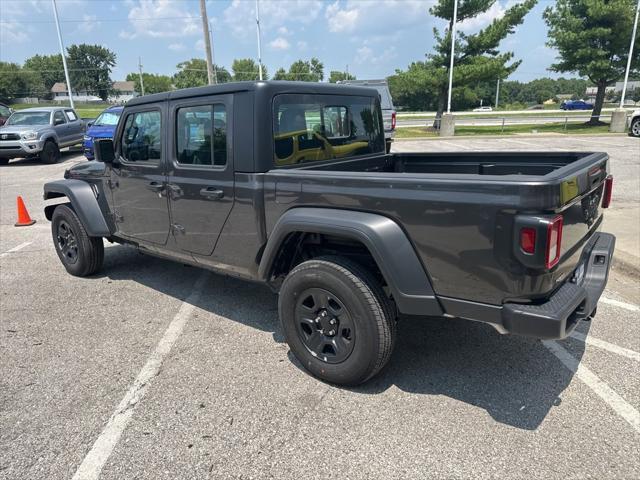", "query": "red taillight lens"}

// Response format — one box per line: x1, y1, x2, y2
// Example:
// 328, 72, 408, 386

545, 215, 563, 269
602, 175, 613, 208
520, 227, 536, 254
391, 111, 396, 130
